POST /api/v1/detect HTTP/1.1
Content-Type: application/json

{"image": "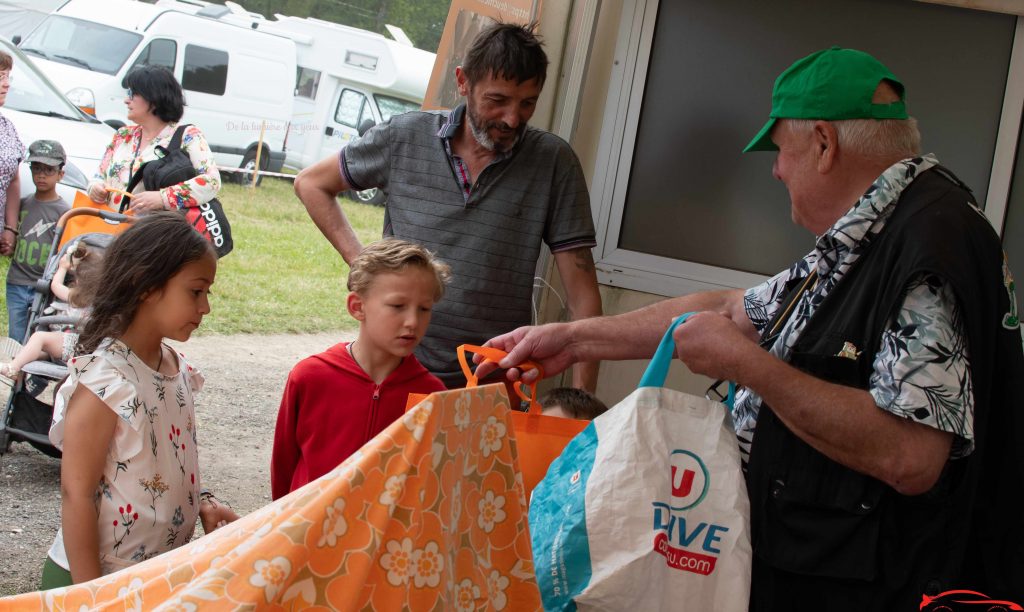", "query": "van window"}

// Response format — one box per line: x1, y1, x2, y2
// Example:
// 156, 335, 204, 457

182, 45, 228, 96
20, 15, 142, 76
295, 66, 320, 100
335, 89, 372, 129
129, 39, 177, 73
375, 94, 420, 122
6, 43, 93, 121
